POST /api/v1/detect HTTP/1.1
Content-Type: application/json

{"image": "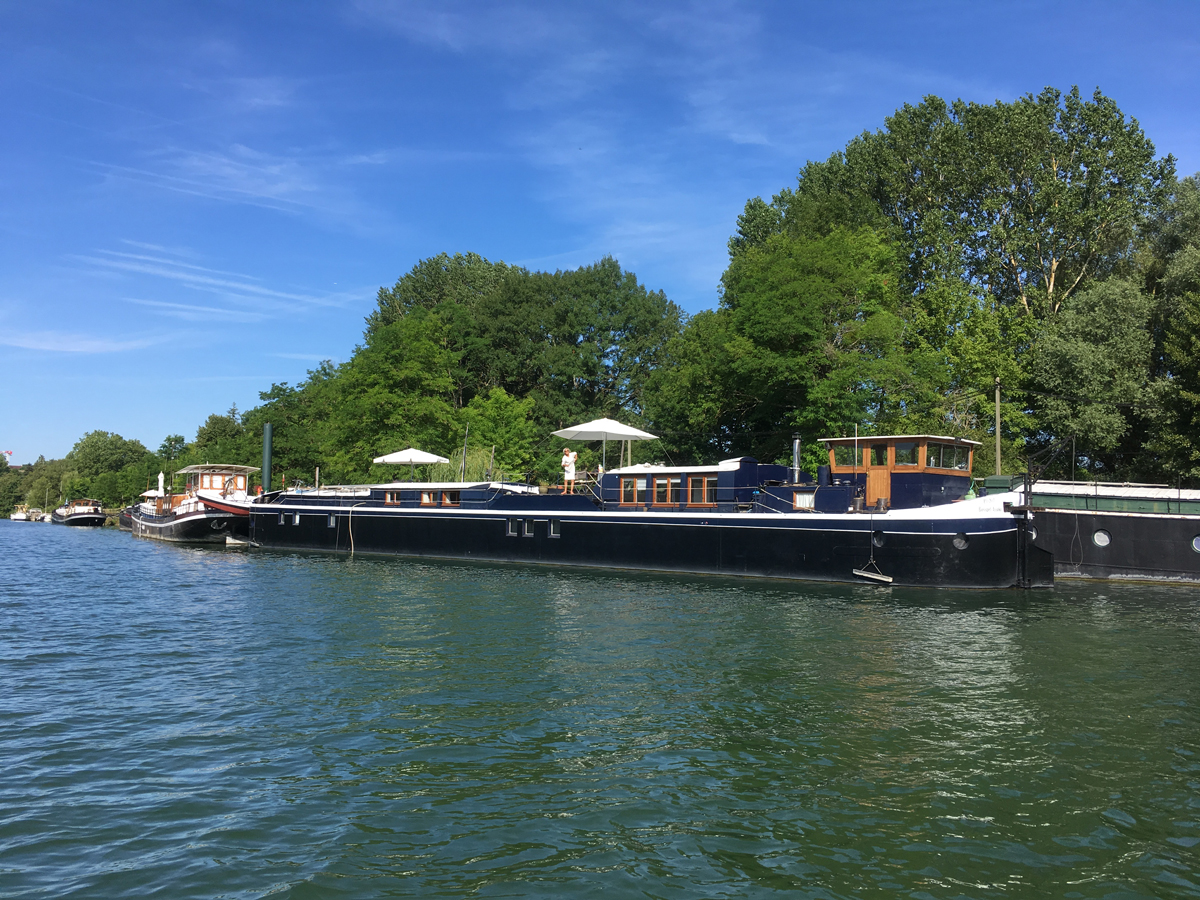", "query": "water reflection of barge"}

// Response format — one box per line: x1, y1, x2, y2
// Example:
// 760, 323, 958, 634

244, 434, 1051, 589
